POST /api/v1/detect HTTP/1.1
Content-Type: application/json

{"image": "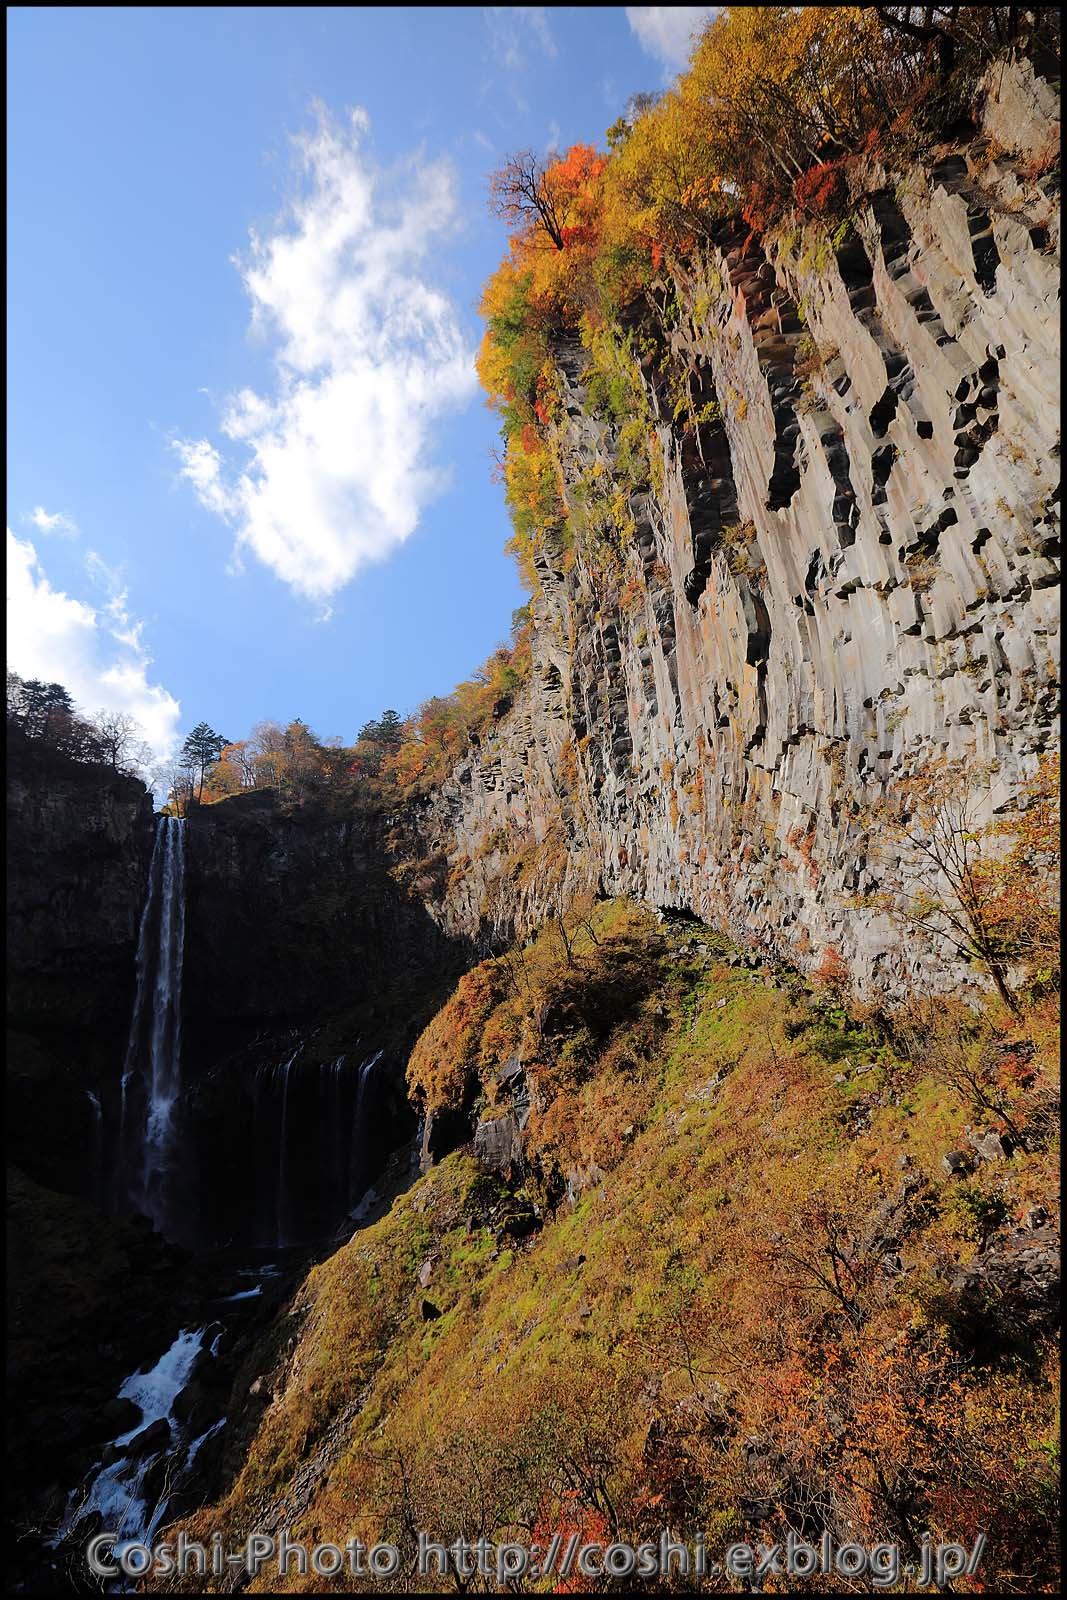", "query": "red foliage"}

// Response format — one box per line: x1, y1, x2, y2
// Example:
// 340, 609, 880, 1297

814, 944, 852, 998
792, 158, 851, 217
532, 1491, 611, 1594
560, 223, 598, 249
741, 181, 778, 235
